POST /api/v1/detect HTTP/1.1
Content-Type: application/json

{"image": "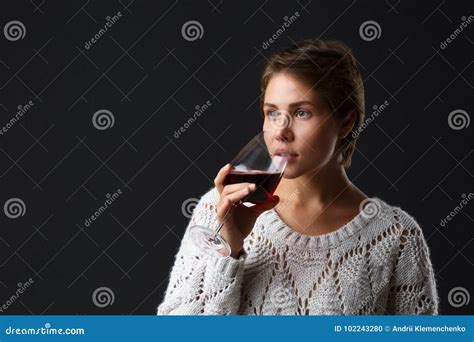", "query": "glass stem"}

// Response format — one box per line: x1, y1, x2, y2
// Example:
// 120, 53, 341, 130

212, 203, 239, 236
